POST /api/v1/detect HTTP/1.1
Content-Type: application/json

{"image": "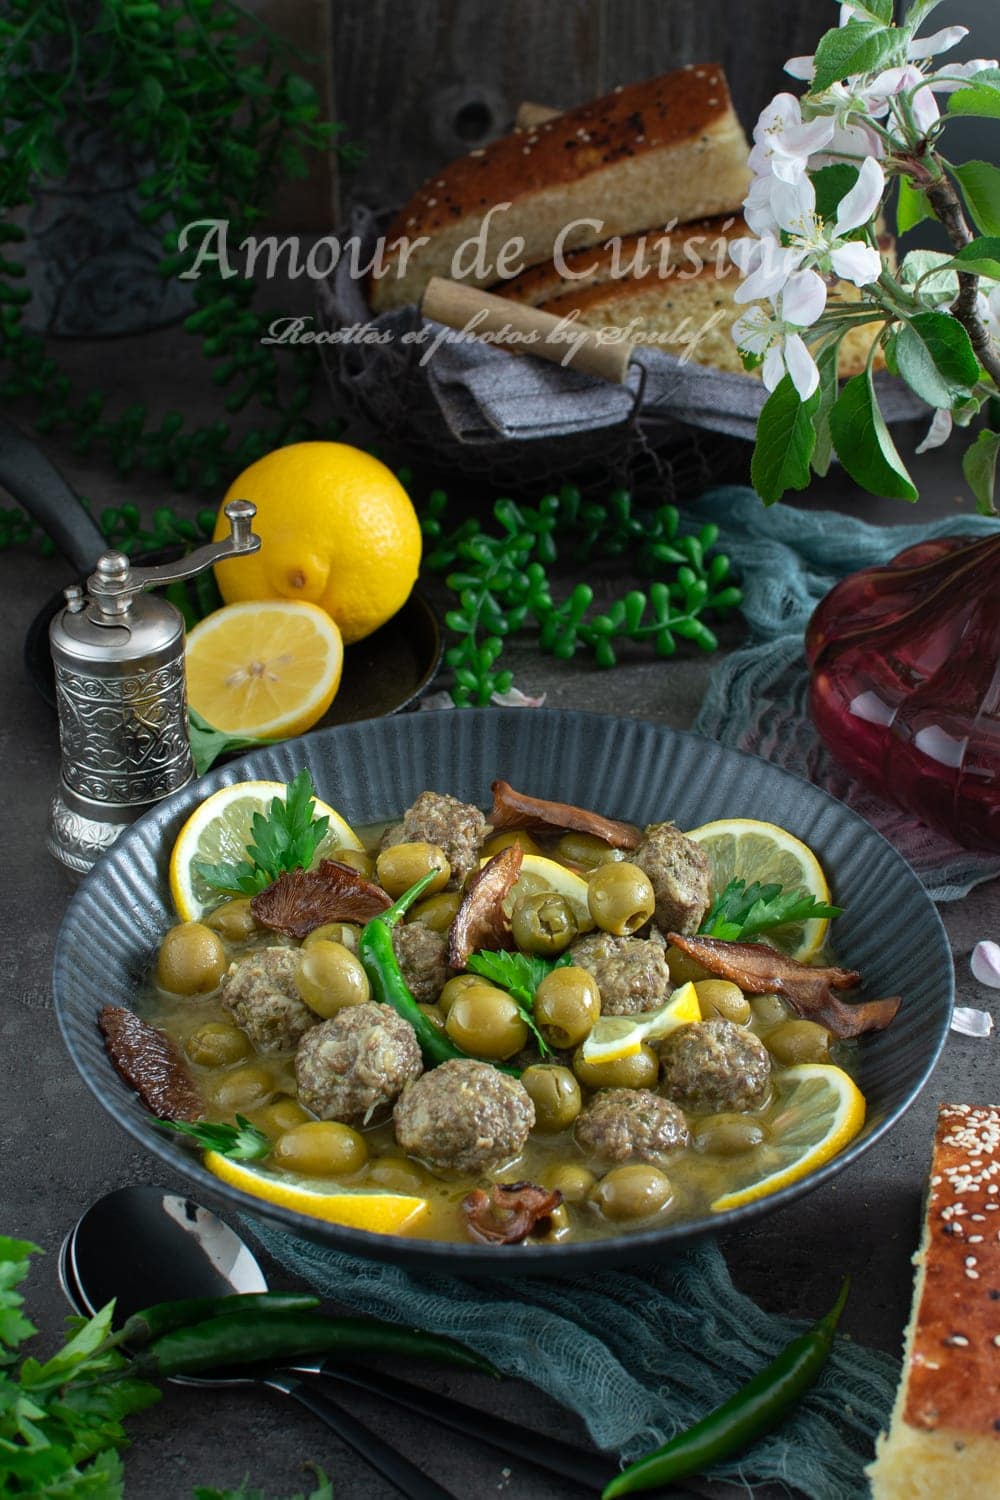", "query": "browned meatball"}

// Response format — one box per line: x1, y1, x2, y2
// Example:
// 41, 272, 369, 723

569, 932, 672, 1016
222, 947, 316, 1053
658, 1020, 770, 1114
393, 1059, 533, 1174
295, 1002, 422, 1125
400, 790, 489, 888
391, 923, 448, 1002
574, 1088, 688, 1163
633, 823, 712, 935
